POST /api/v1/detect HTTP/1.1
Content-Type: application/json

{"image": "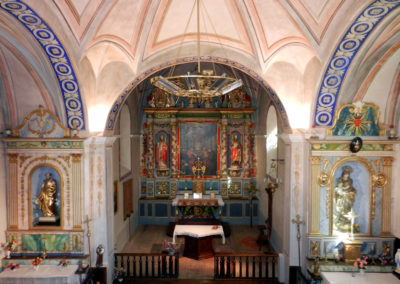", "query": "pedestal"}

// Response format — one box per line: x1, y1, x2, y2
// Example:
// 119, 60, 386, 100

183, 235, 214, 260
